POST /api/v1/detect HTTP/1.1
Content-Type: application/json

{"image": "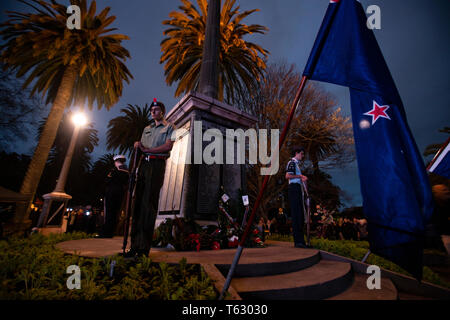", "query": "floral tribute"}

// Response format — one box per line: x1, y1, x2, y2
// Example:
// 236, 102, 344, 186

152, 190, 265, 251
